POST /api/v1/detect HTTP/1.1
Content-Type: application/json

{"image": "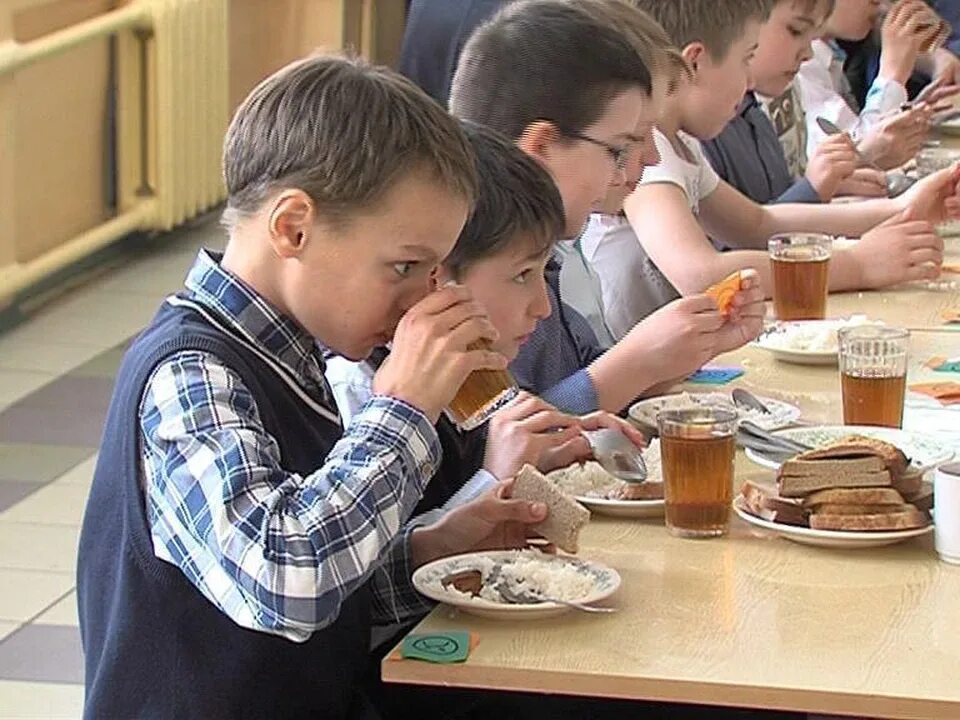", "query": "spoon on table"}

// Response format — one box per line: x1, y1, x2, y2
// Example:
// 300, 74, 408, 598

731, 388, 771, 416
495, 582, 618, 614
582, 428, 647, 484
